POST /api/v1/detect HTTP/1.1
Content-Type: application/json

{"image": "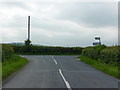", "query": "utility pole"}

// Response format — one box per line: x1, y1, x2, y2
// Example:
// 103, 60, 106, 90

25, 16, 31, 46
28, 16, 30, 40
